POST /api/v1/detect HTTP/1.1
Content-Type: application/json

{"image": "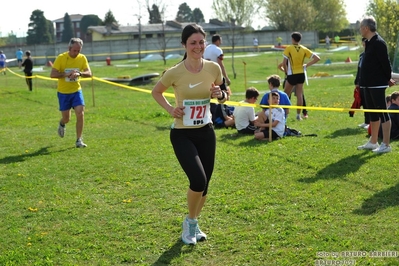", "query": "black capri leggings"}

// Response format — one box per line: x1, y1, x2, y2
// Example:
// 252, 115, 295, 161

170, 124, 216, 195
364, 87, 390, 123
